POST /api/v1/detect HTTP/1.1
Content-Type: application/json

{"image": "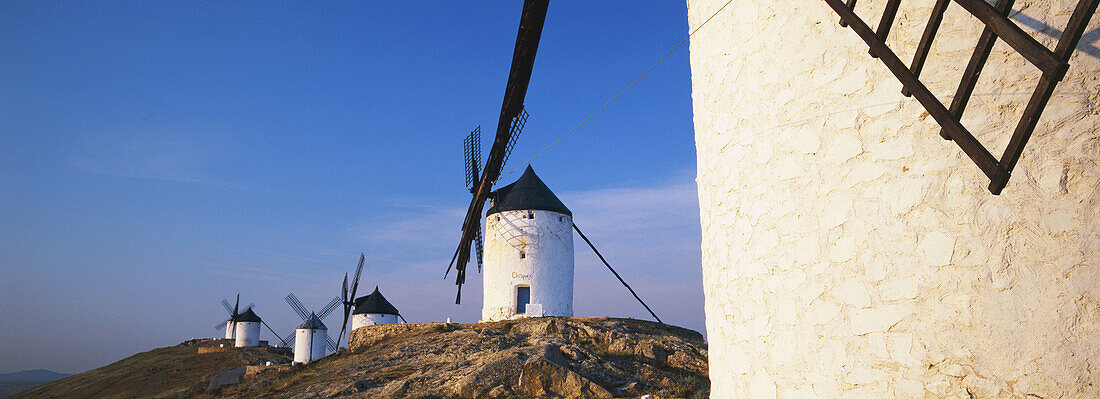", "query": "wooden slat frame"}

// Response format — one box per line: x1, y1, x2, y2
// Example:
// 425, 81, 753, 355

941, 0, 1014, 141
823, 0, 1100, 194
